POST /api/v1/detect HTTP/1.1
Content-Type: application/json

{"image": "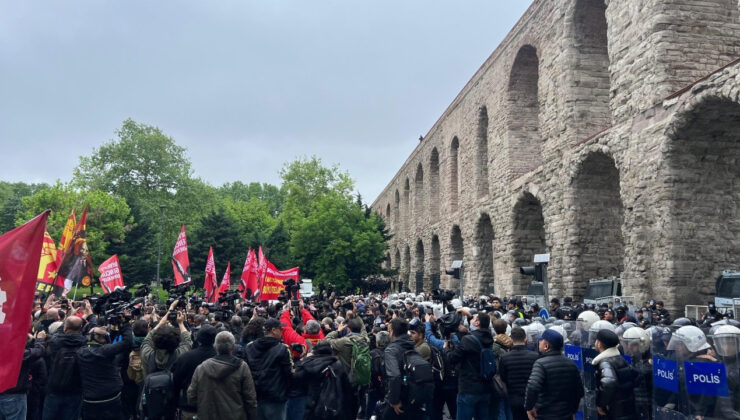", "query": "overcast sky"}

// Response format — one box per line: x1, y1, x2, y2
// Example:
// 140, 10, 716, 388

0, 1, 532, 202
